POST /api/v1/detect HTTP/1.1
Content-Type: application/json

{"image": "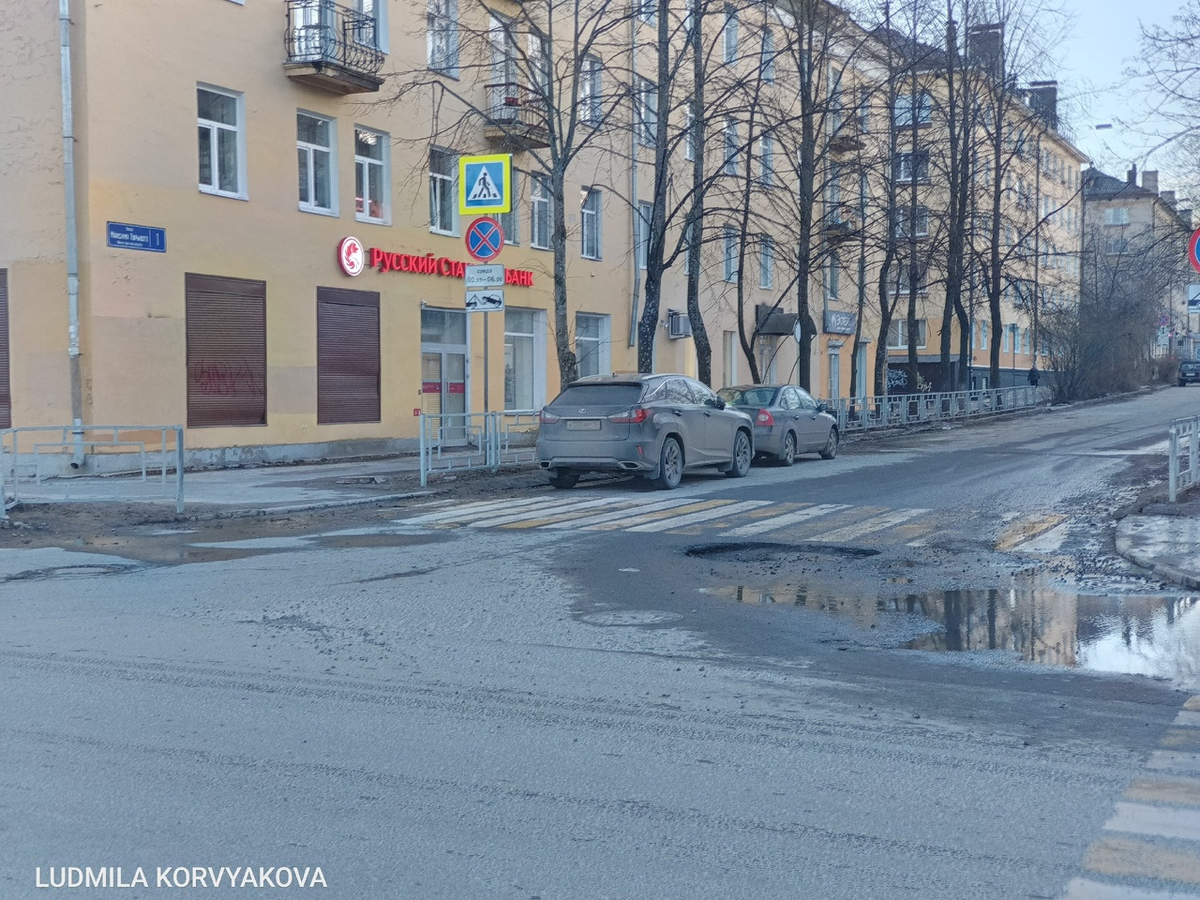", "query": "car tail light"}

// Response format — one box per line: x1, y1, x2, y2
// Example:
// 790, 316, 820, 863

609, 407, 649, 424
539, 408, 560, 424
756, 409, 775, 426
